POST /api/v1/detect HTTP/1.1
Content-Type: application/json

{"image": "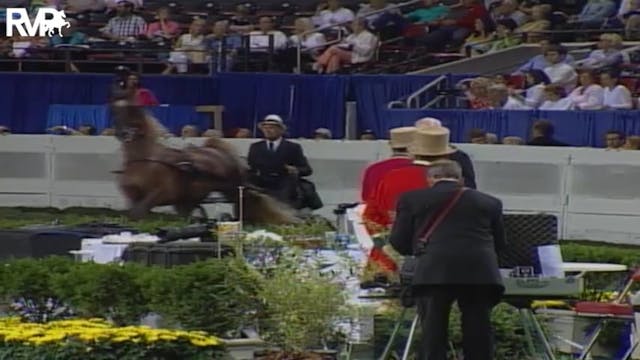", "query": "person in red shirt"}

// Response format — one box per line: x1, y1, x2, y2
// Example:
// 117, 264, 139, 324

360, 127, 415, 202
417, 0, 488, 52
126, 73, 160, 106
363, 127, 457, 234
